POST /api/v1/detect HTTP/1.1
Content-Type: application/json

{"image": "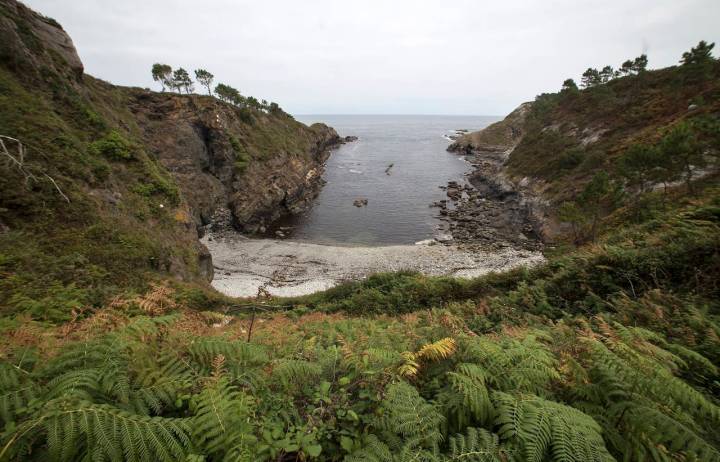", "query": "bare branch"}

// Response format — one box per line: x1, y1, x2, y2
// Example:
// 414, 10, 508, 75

43, 173, 70, 203
0, 134, 70, 203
